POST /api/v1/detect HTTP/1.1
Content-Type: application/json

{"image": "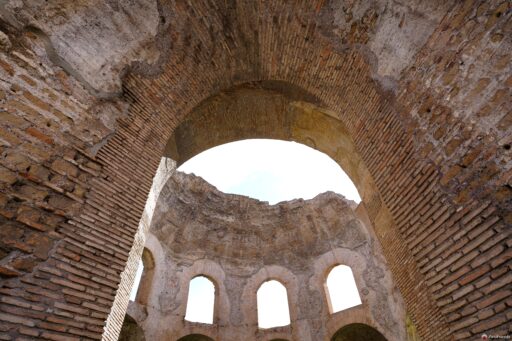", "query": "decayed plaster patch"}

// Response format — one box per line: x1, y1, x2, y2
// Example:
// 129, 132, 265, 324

0, 0, 165, 97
